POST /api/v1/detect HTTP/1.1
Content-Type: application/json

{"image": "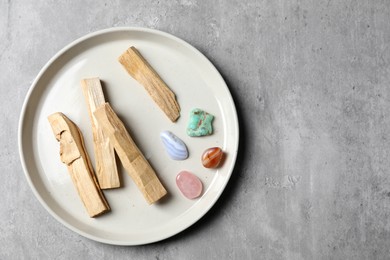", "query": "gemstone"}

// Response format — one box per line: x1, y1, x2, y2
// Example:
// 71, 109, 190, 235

160, 131, 188, 160
186, 108, 214, 137
176, 171, 203, 199
202, 147, 223, 168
